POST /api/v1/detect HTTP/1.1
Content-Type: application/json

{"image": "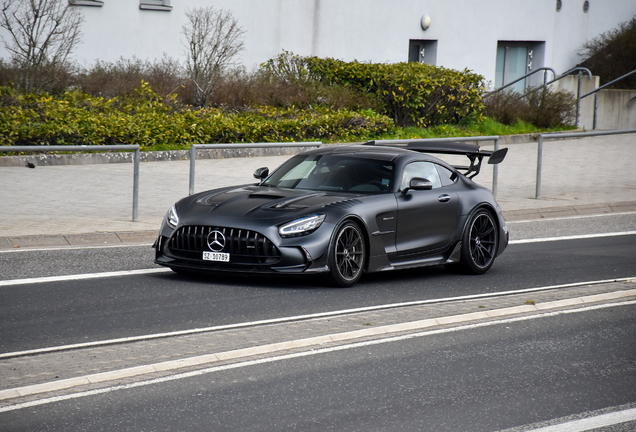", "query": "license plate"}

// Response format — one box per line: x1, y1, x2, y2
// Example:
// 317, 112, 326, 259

203, 251, 230, 262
